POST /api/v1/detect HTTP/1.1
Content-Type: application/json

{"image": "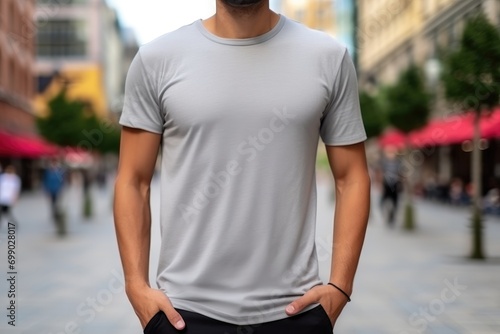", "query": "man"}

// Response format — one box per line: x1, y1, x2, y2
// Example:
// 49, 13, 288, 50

114, 0, 370, 333
43, 159, 65, 219
380, 147, 402, 226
